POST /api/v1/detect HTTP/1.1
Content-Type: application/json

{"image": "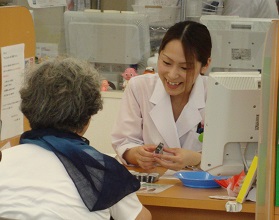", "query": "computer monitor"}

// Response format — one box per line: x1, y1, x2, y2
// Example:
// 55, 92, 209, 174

200, 15, 272, 73
200, 72, 261, 176
64, 10, 151, 66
